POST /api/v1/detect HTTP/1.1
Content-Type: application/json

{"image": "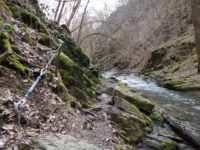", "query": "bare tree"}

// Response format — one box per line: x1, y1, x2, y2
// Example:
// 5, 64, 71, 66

54, 0, 62, 21
66, 0, 81, 28
76, 0, 90, 44
57, 0, 67, 22
191, 0, 200, 73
